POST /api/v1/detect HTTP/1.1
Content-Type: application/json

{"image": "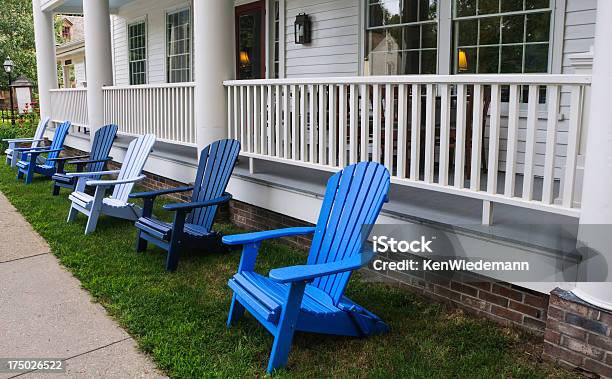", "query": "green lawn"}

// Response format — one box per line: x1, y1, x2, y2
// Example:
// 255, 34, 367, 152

0, 161, 576, 378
